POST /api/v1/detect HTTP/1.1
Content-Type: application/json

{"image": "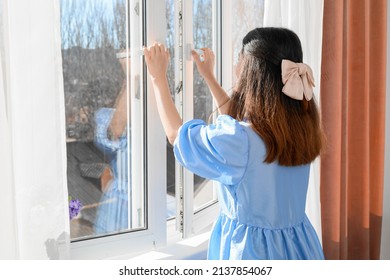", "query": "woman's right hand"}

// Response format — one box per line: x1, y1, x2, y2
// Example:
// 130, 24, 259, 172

192, 48, 215, 81
143, 43, 170, 83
